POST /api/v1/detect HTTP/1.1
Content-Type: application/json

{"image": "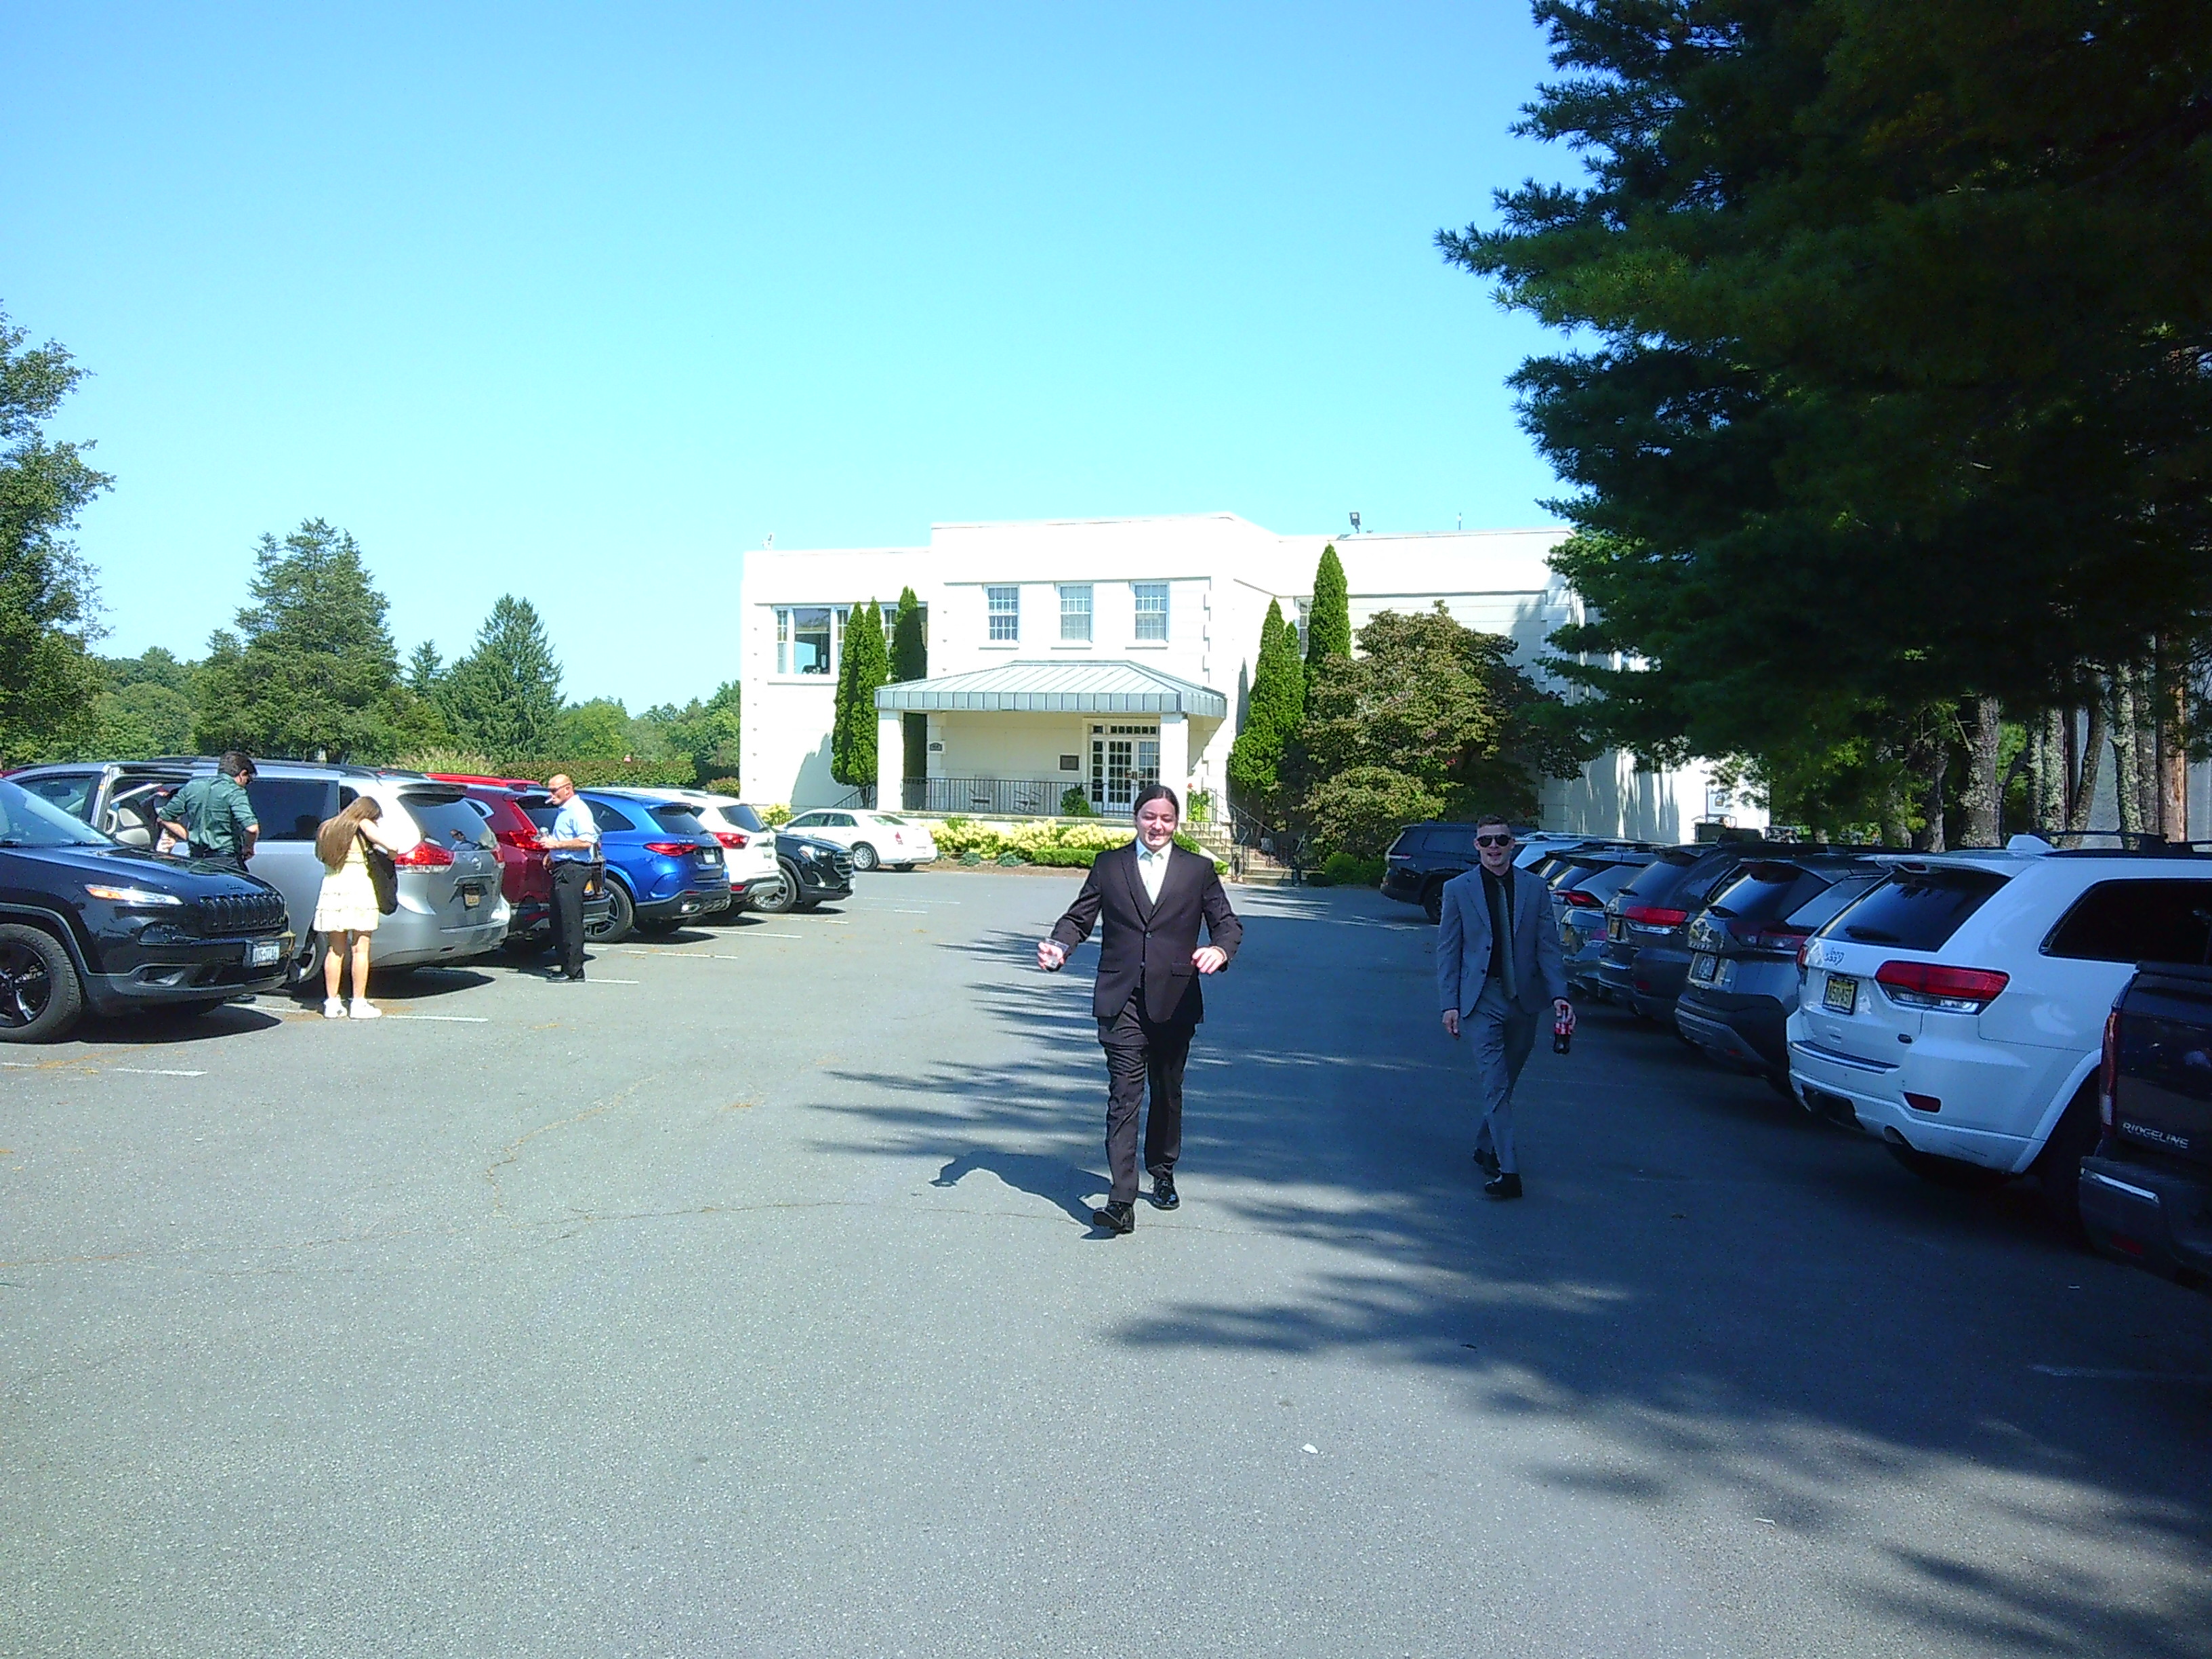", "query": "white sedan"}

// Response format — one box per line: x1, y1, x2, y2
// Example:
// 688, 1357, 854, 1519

780, 809, 938, 872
